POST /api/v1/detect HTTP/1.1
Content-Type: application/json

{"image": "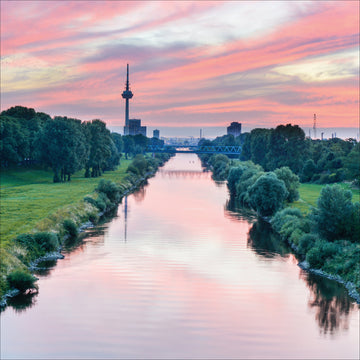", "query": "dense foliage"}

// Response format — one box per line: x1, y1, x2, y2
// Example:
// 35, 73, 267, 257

0, 106, 163, 183
241, 124, 359, 185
